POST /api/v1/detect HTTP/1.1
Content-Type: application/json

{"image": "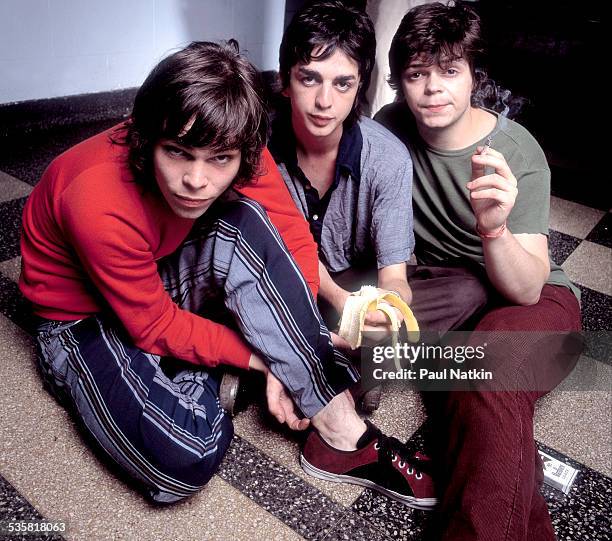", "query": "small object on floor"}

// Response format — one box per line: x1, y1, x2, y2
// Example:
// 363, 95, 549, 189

219, 372, 241, 416
539, 450, 579, 494
300, 420, 437, 510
